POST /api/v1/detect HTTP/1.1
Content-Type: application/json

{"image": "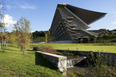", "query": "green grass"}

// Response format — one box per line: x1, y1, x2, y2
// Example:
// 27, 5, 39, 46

0, 43, 116, 76
0, 45, 63, 77
31, 43, 116, 53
